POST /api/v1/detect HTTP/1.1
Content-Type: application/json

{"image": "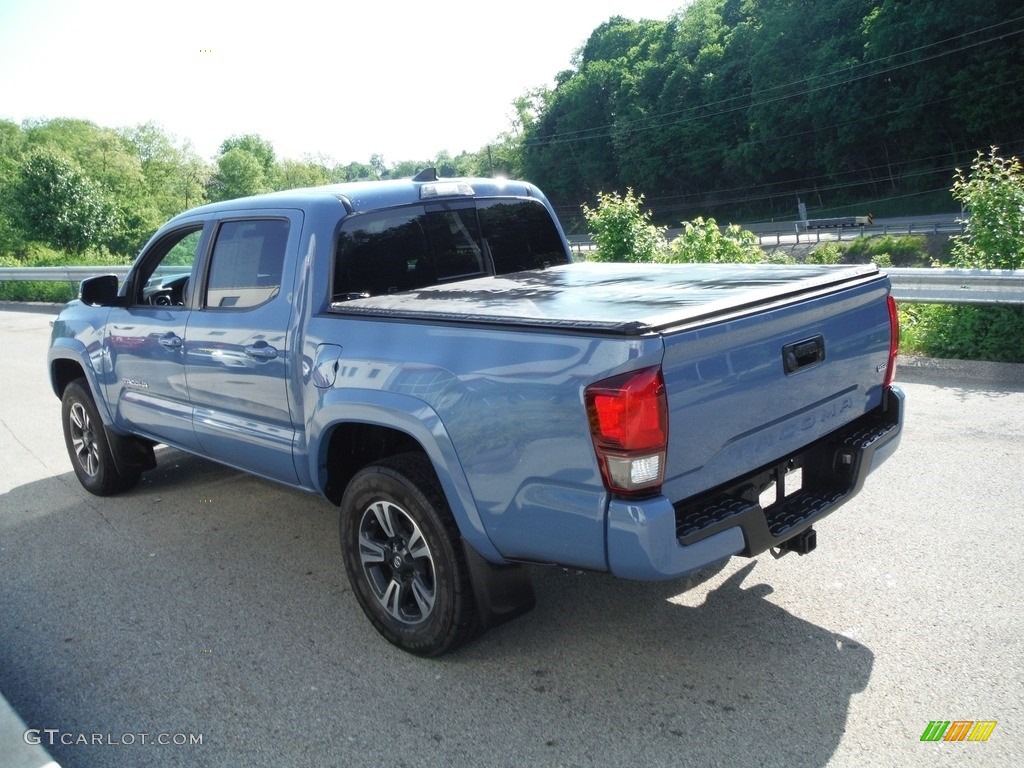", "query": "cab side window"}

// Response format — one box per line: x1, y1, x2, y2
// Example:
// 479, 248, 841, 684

204, 219, 289, 310
334, 208, 432, 299
133, 227, 203, 307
